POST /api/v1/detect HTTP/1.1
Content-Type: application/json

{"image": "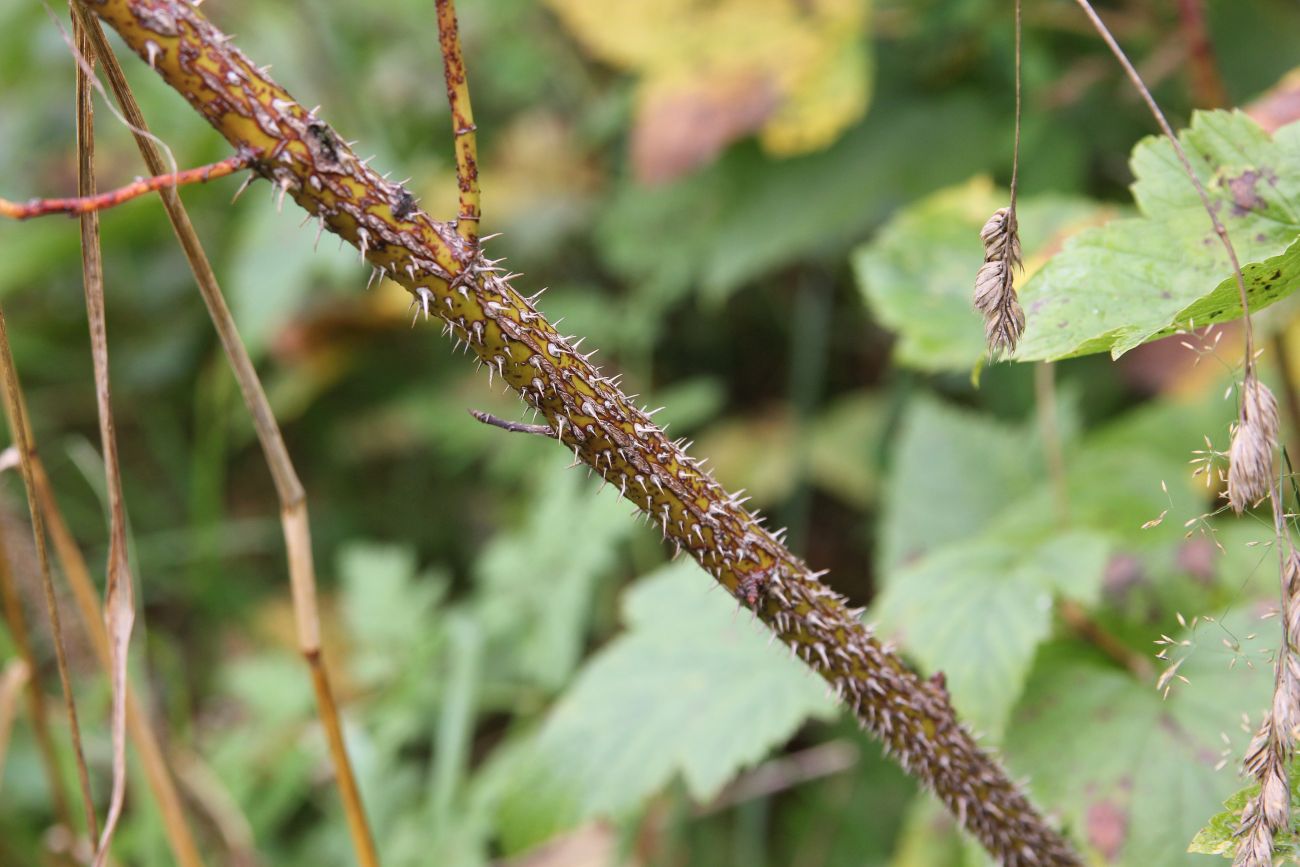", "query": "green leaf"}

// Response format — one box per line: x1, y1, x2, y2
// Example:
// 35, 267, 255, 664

474, 460, 634, 691
1017, 111, 1300, 361
874, 530, 1109, 739
852, 177, 1106, 372
878, 396, 1041, 580
1005, 619, 1273, 866
526, 559, 837, 819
